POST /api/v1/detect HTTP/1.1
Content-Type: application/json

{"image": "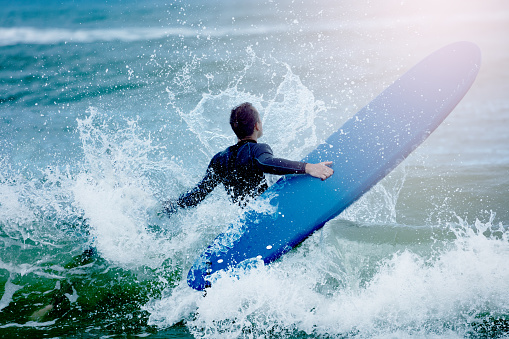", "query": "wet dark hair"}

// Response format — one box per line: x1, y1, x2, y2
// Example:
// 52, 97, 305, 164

229, 102, 260, 139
